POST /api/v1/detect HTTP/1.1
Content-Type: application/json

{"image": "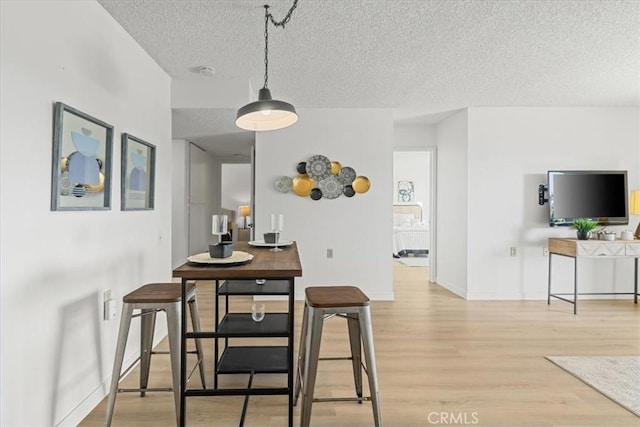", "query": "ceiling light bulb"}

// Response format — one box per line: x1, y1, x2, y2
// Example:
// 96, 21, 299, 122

261, 110, 273, 116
